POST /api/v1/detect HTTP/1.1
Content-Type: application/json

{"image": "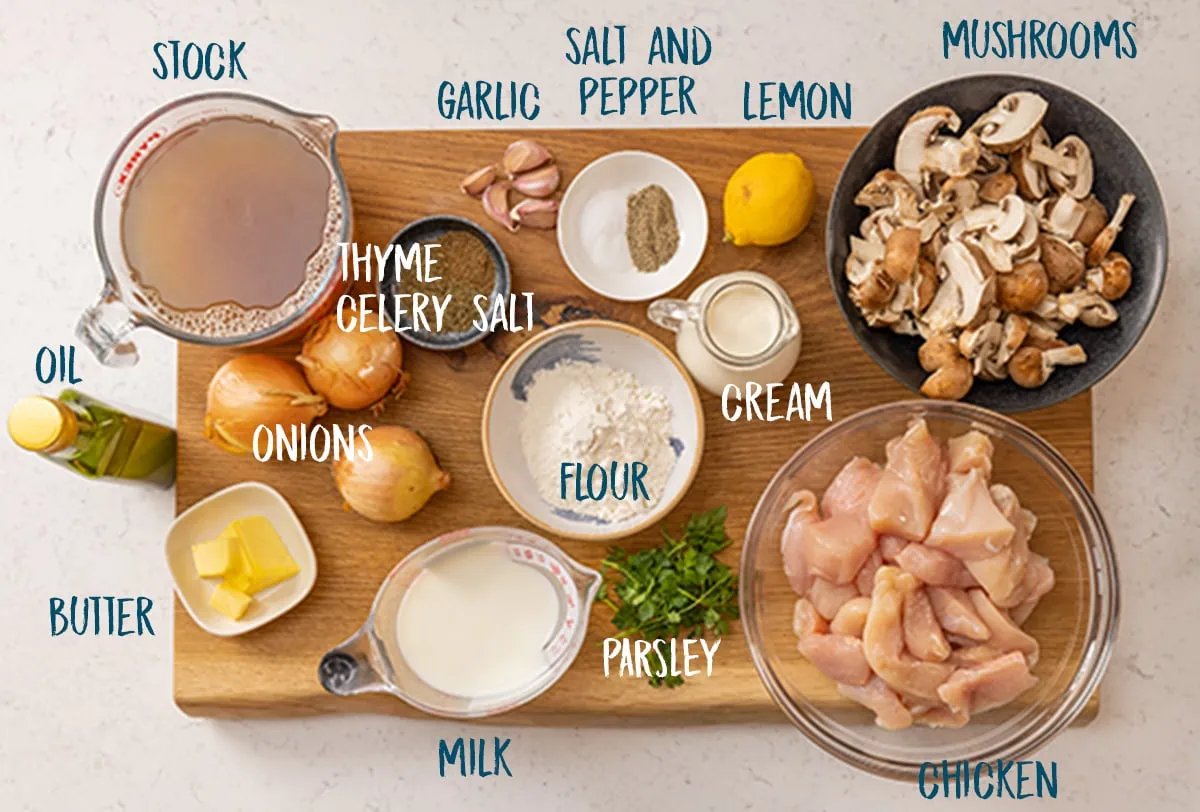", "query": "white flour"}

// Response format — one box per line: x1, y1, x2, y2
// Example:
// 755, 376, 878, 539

519, 360, 676, 523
